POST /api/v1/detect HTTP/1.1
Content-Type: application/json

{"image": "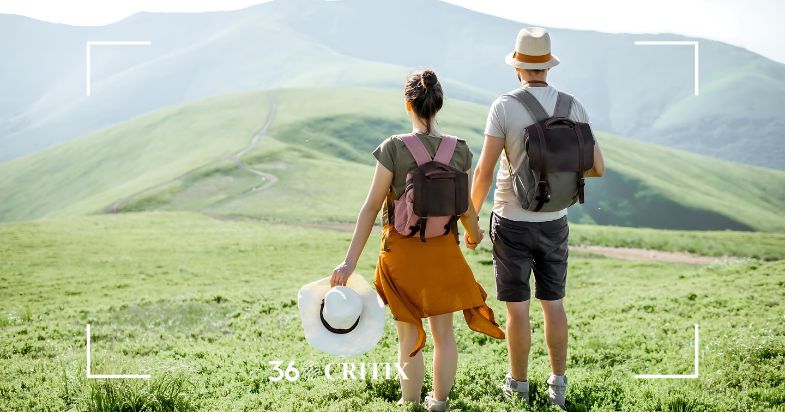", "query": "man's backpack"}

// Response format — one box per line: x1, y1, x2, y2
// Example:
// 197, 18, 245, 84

504, 89, 595, 212
392, 134, 468, 242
